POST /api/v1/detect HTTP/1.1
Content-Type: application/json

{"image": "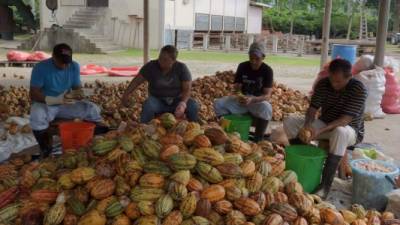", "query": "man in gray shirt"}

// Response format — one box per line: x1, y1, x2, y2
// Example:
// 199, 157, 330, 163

121, 45, 199, 123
